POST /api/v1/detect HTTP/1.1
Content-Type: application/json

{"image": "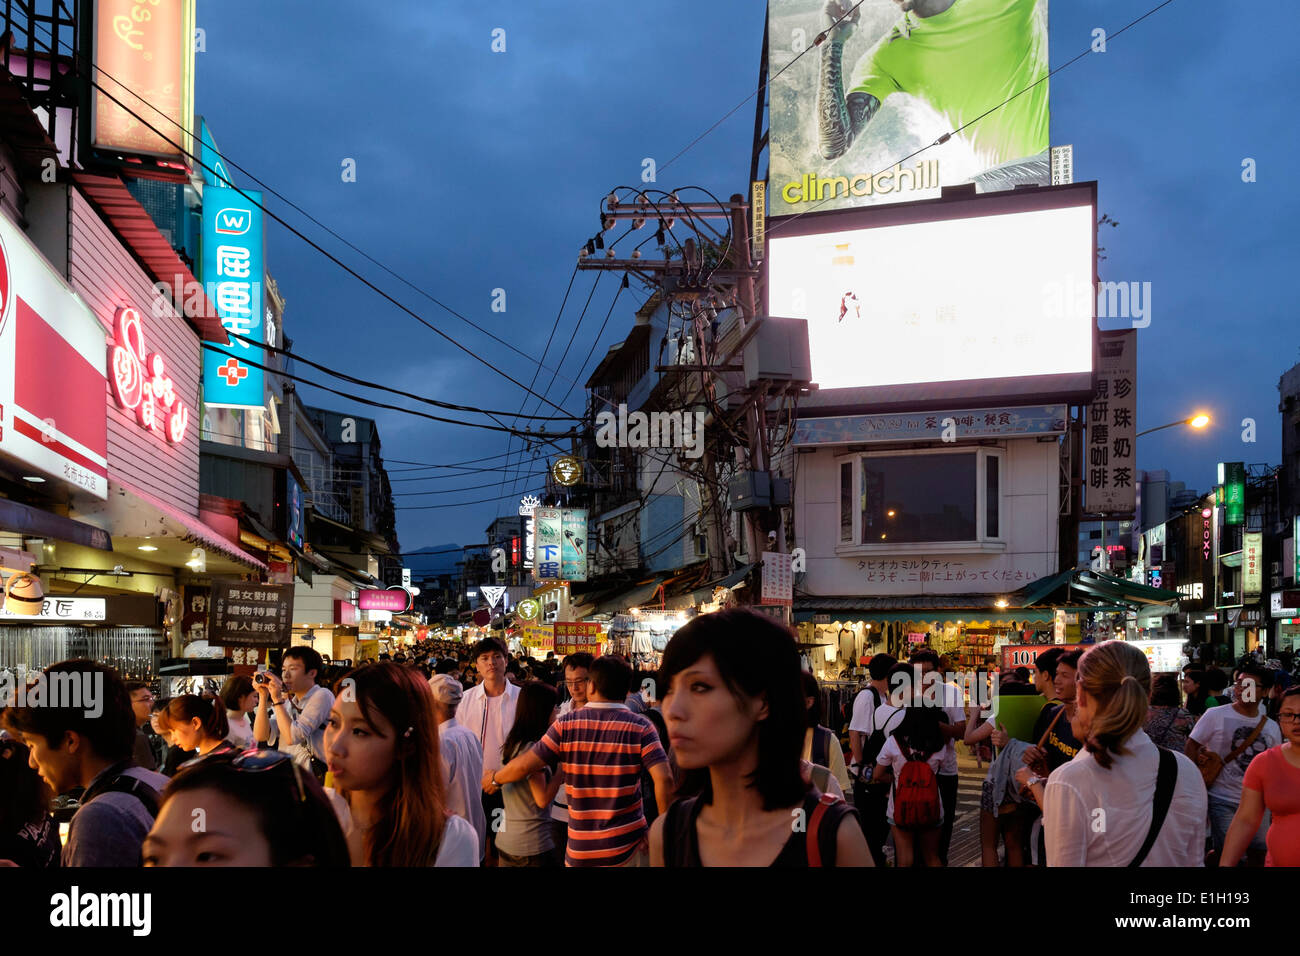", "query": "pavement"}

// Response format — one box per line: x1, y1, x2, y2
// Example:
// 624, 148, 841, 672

946, 749, 988, 868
